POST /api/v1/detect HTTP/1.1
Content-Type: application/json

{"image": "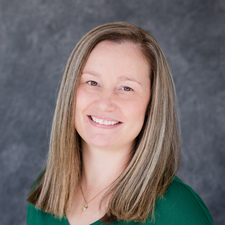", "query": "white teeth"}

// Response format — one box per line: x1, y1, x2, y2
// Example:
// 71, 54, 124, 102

91, 116, 119, 125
